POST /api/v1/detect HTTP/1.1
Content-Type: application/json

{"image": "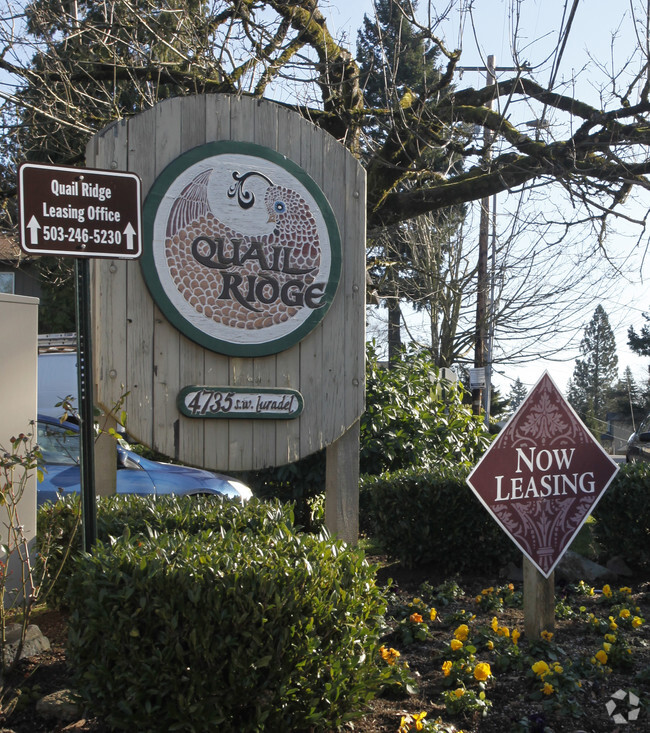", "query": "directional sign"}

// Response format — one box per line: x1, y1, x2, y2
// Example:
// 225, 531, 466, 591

467, 372, 619, 578
18, 163, 142, 259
